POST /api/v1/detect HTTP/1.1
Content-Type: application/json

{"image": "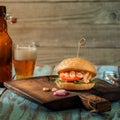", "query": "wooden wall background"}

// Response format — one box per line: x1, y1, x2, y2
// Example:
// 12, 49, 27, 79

1, 0, 120, 65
